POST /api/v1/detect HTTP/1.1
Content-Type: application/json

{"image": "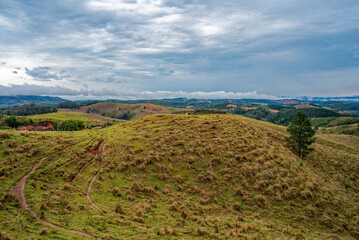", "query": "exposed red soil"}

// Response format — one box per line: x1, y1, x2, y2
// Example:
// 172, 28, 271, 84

17, 126, 51, 131
88, 139, 103, 155
12, 157, 94, 238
